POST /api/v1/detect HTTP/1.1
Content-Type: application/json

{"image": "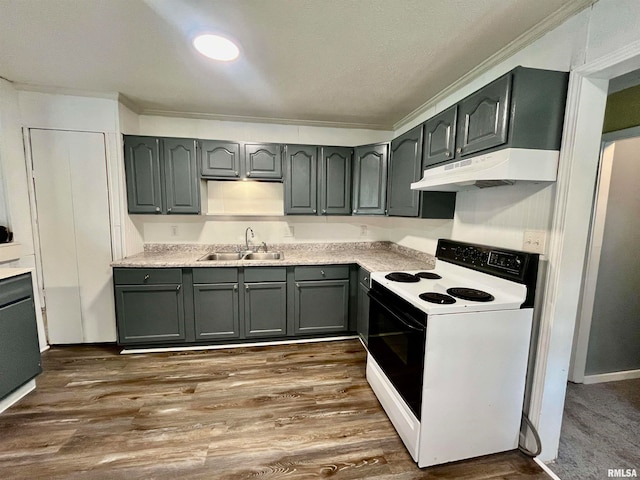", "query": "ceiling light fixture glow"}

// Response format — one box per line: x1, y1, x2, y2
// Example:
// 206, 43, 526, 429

193, 34, 239, 62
